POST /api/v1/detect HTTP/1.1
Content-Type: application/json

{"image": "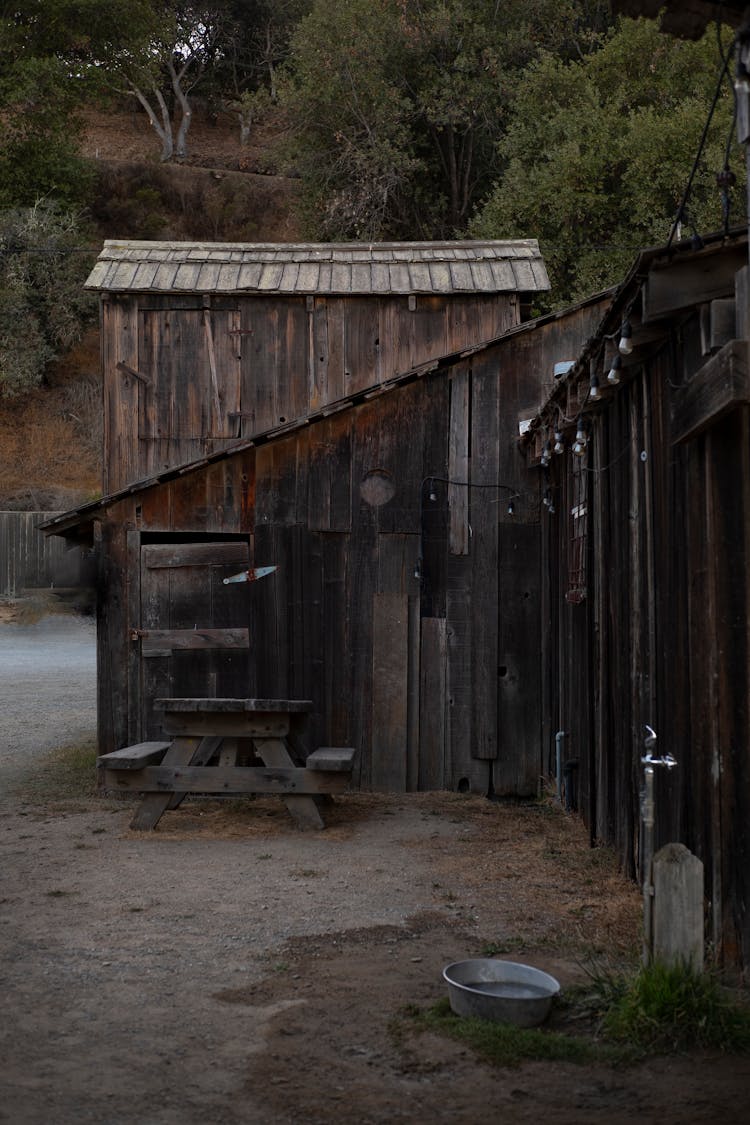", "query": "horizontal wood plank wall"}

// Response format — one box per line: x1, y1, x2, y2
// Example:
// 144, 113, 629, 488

0, 511, 66, 596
